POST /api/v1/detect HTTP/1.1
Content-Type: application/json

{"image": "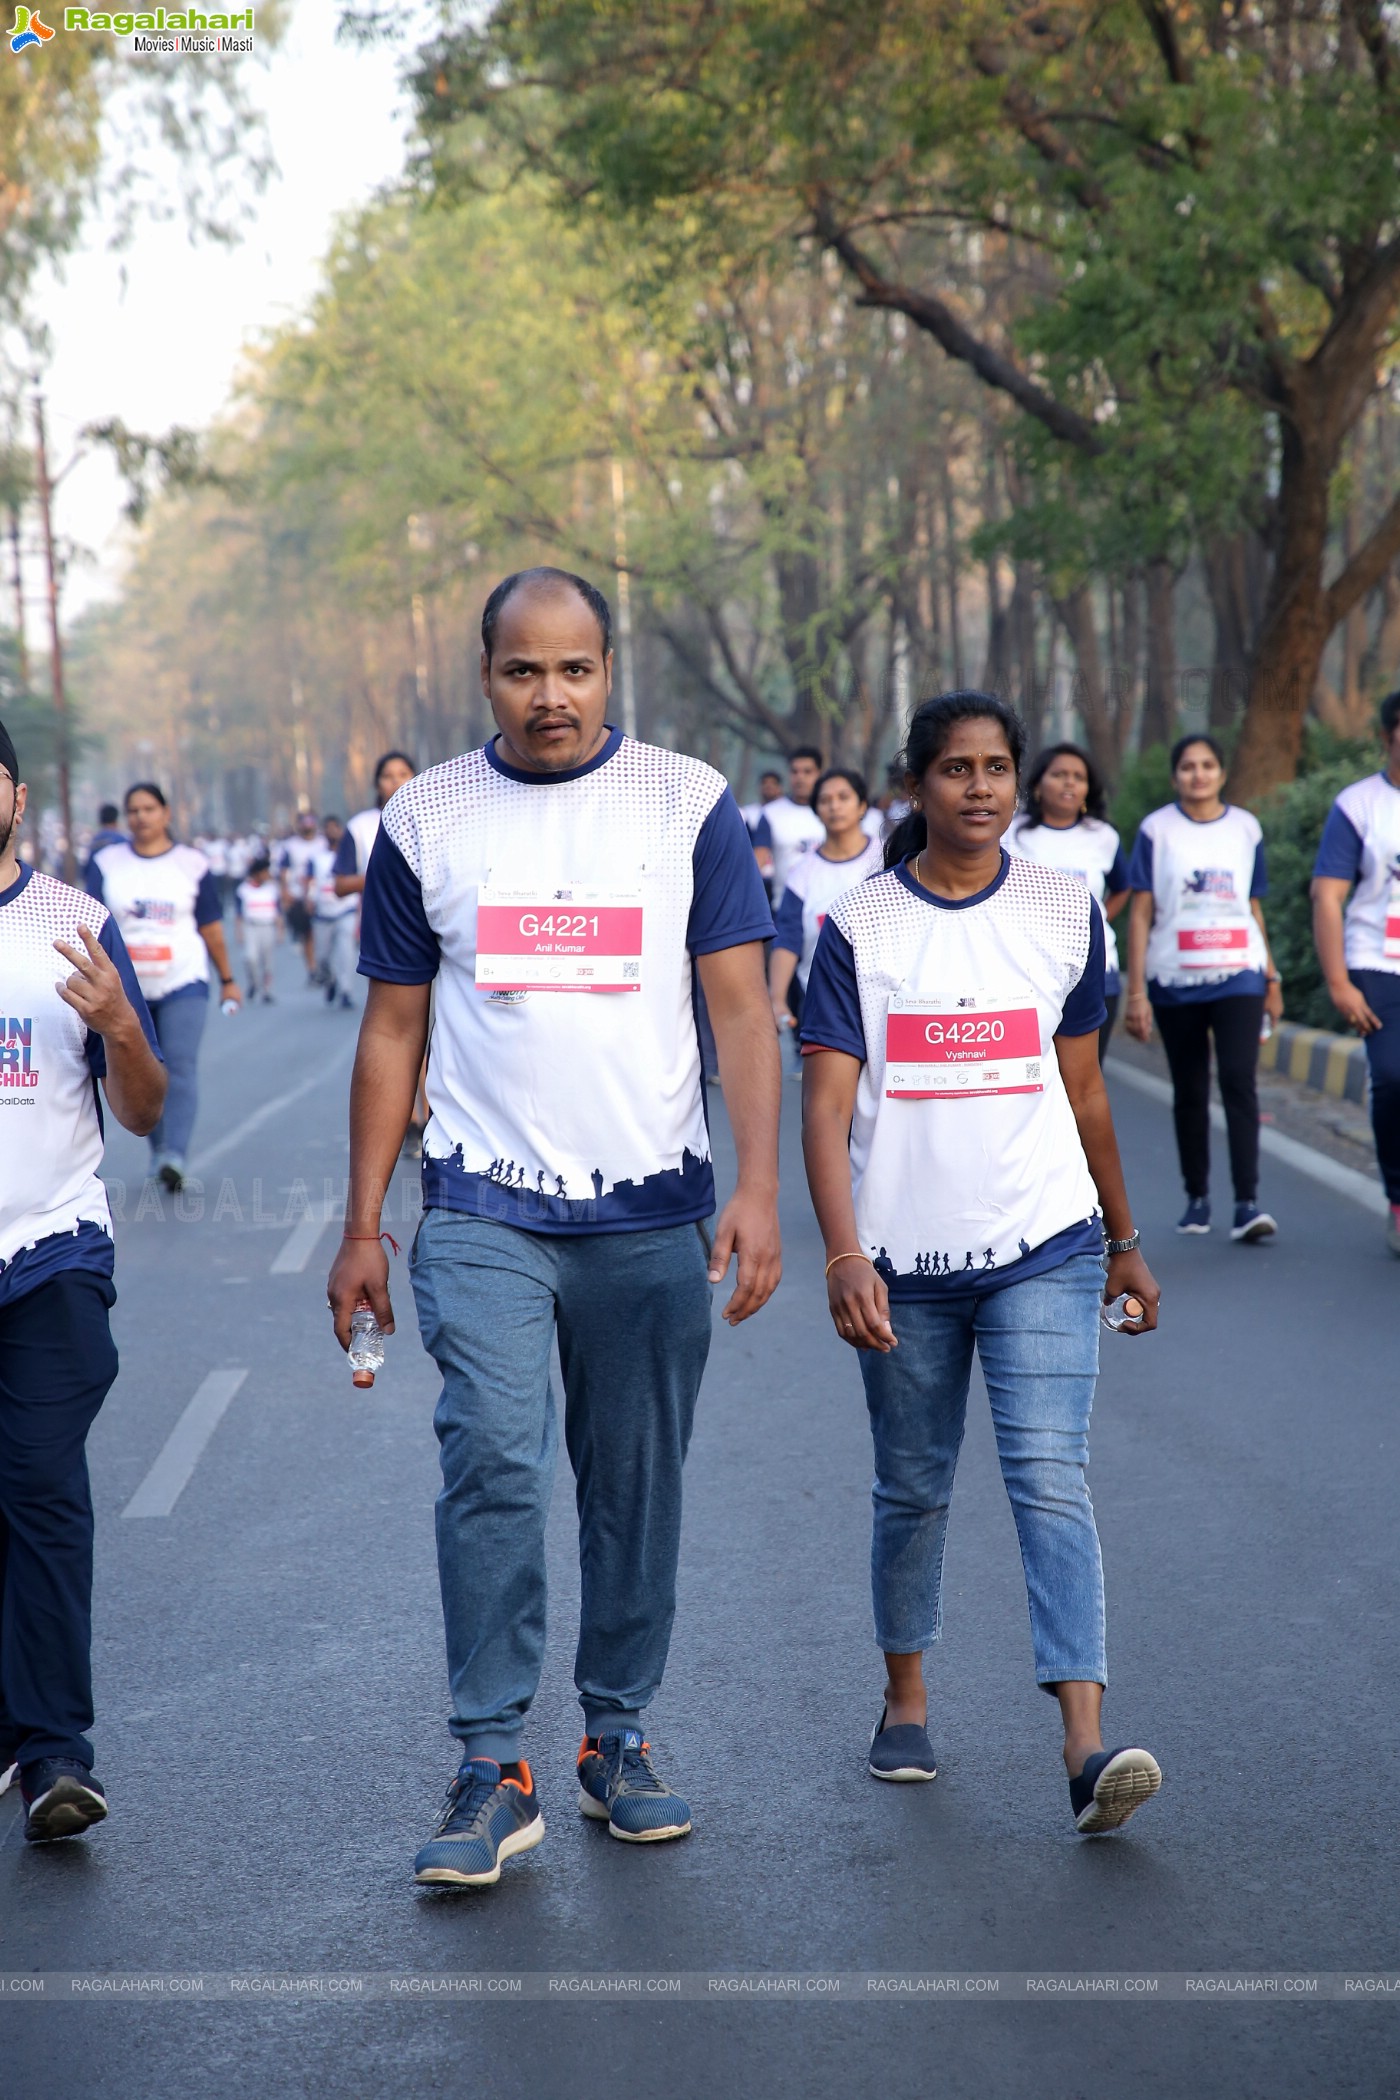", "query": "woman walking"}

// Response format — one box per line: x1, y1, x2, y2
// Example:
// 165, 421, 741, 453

800, 691, 1162, 1834
769, 767, 884, 1051
1007, 742, 1129, 1063
88, 783, 241, 1189
1124, 734, 1282, 1240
